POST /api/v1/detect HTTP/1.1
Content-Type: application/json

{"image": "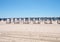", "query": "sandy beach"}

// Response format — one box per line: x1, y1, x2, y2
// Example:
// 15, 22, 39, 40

0, 24, 60, 42
0, 24, 60, 33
